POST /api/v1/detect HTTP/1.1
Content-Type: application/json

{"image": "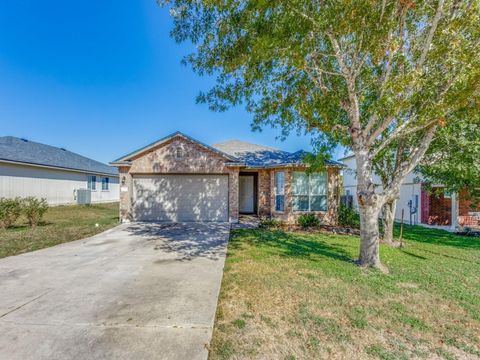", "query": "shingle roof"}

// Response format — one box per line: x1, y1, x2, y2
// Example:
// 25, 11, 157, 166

213, 140, 344, 168
0, 136, 118, 176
